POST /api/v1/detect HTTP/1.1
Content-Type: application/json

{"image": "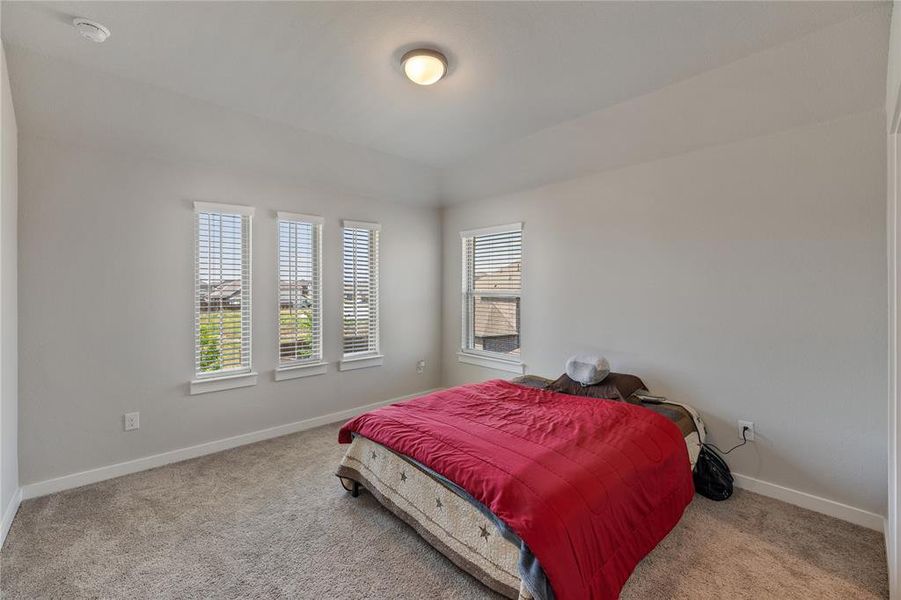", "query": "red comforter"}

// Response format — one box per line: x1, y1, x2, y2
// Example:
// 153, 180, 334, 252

339, 379, 694, 600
